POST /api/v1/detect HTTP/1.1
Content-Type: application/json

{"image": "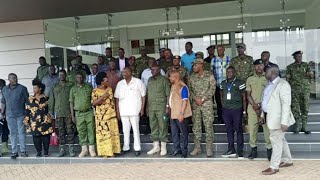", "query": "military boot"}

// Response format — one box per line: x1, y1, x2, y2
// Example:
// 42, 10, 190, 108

78, 146, 88, 158
190, 141, 201, 156
1, 142, 9, 155
160, 142, 167, 156
69, 145, 76, 157
147, 141, 160, 155
206, 142, 213, 157
89, 145, 97, 157
248, 147, 257, 159
57, 145, 65, 157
